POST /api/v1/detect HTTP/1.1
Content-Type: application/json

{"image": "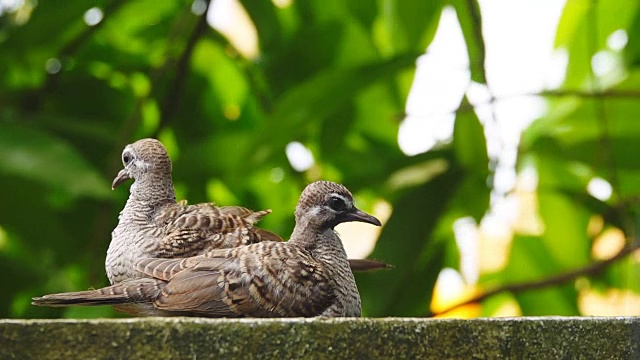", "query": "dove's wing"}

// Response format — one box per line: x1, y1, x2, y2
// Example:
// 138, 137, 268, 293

136, 243, 336, 317
152, 202, 283, 258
